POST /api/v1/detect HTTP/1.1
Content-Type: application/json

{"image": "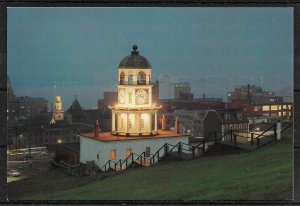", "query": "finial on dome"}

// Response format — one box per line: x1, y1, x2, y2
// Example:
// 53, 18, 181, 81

131, 45, 139, 55
132, 45, 138, 51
